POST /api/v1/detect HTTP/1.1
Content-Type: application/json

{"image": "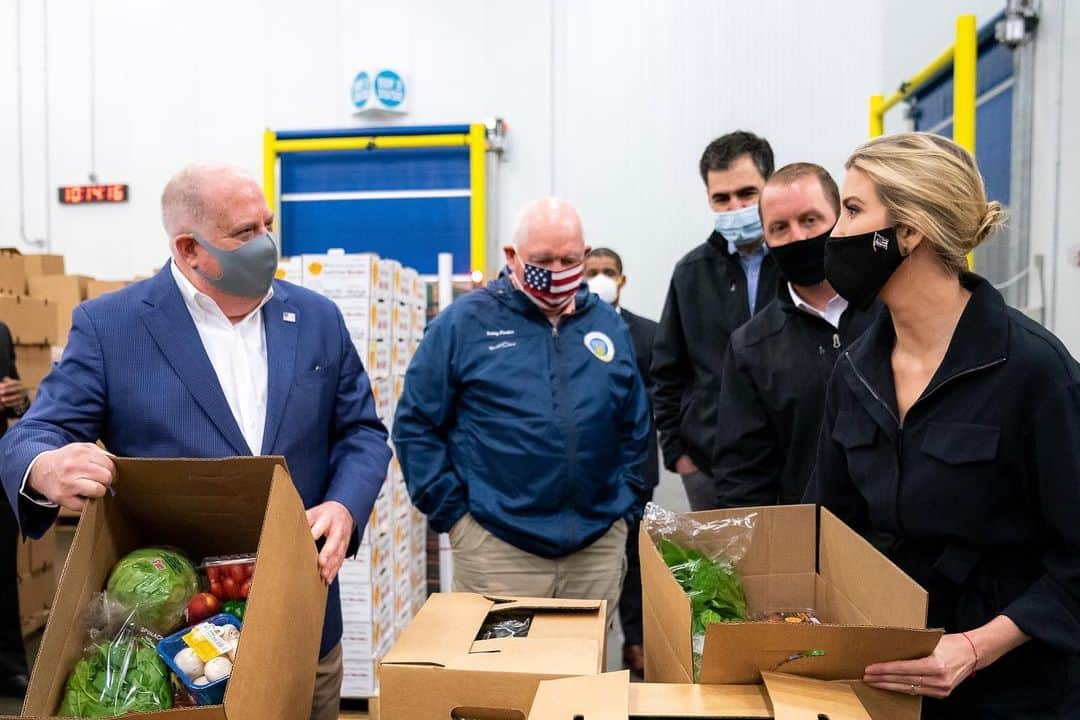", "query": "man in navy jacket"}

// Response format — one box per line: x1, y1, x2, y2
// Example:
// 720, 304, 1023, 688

0, 164, 391, 720
393, 198, 650, 627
